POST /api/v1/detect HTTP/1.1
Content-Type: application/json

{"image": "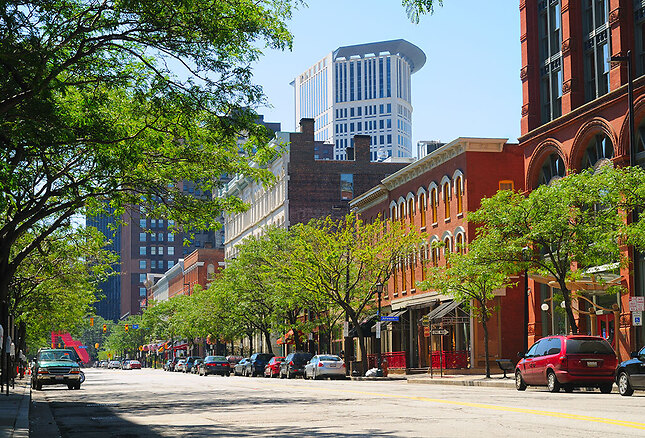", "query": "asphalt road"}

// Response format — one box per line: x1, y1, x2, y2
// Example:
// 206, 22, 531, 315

29, 368, 645, 437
